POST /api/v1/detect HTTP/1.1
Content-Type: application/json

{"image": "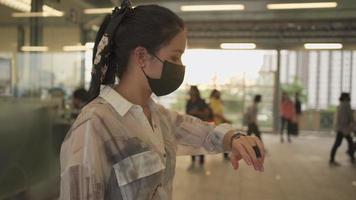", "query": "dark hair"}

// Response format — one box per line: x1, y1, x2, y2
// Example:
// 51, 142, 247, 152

210, 89, 220, 99
73, 88, 90, 103
190, 85, 201, 99
254, 94, 262, 103
339, 92, 351, 102
89, 4, 185, 100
